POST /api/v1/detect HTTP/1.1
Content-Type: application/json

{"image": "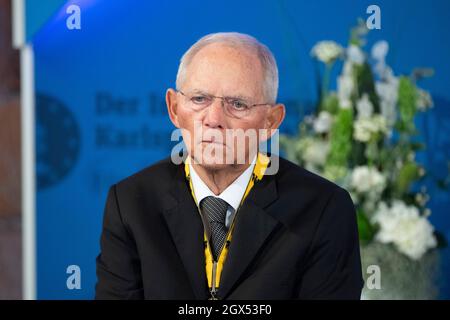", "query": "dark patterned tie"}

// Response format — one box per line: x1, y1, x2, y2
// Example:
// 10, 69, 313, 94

200, 196, 229, 261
